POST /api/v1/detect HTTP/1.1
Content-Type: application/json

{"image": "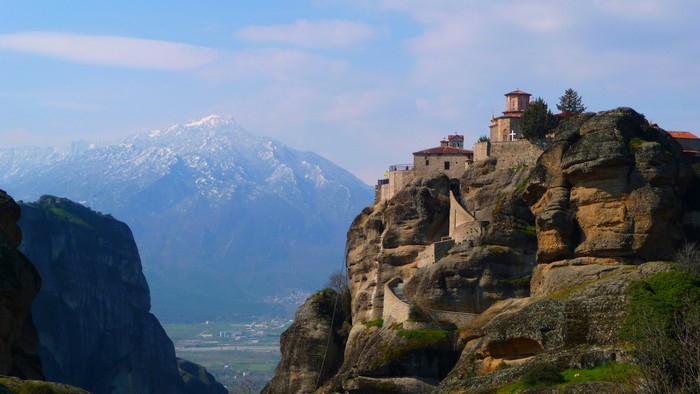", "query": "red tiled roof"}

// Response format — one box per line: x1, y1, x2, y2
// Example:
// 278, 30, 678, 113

413, 146, 474, 155
505, 89, 531, 96
668, 131, 700, 140
448, 134, 464, 140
